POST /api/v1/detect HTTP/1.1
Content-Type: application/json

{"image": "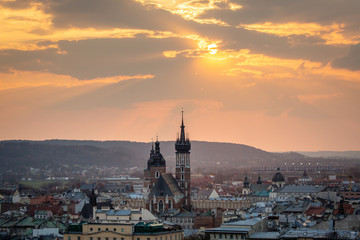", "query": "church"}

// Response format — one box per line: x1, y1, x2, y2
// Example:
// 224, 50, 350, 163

143, 112, 191, 214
